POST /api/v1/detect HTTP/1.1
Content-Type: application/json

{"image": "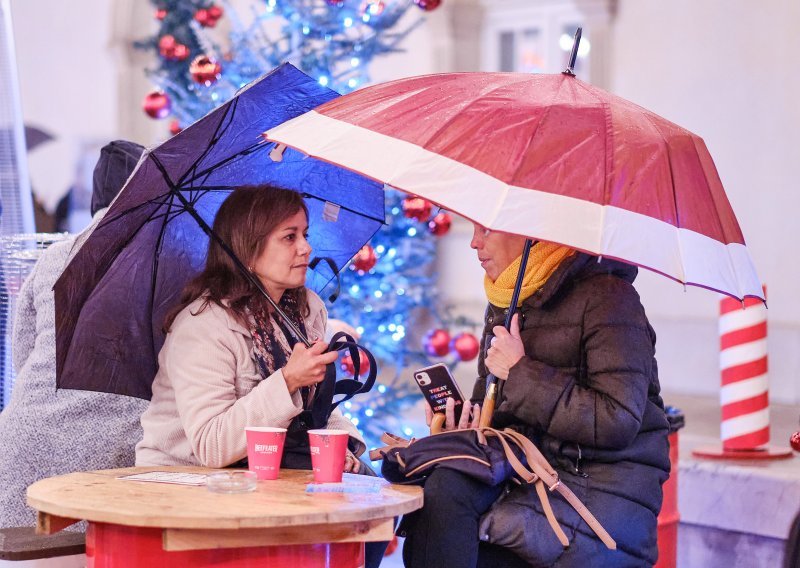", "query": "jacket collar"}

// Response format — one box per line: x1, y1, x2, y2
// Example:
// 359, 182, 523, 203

487, 253, 639, 313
